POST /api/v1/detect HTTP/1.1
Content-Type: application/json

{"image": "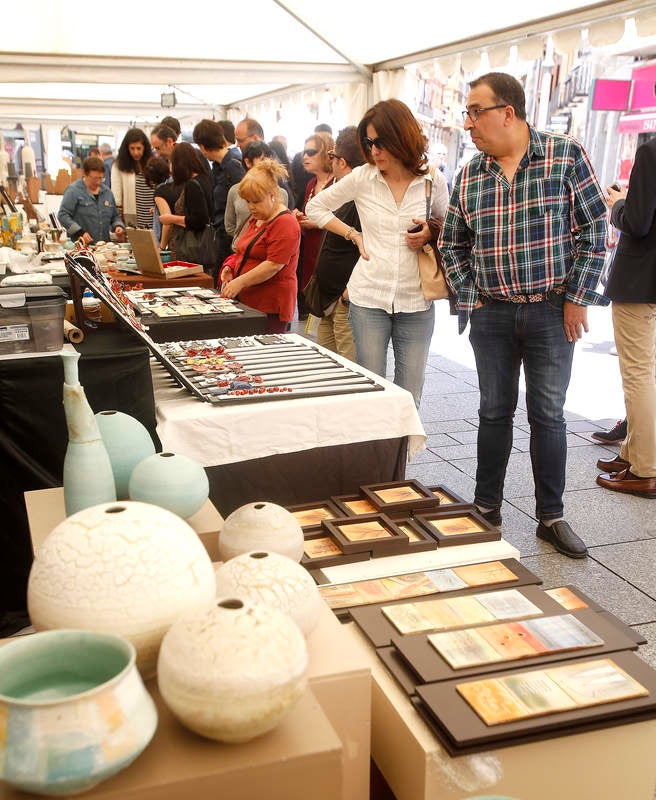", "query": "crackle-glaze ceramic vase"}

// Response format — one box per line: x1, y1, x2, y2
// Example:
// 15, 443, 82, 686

128, 452, 209, 519
157, 597, 308, 742
219, 502, 304, 562
0, 629, 157, 796
95, 410, 156, 499
214, 551, 321, 636
27, 500, 216, 679
61, 348, 116, 516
